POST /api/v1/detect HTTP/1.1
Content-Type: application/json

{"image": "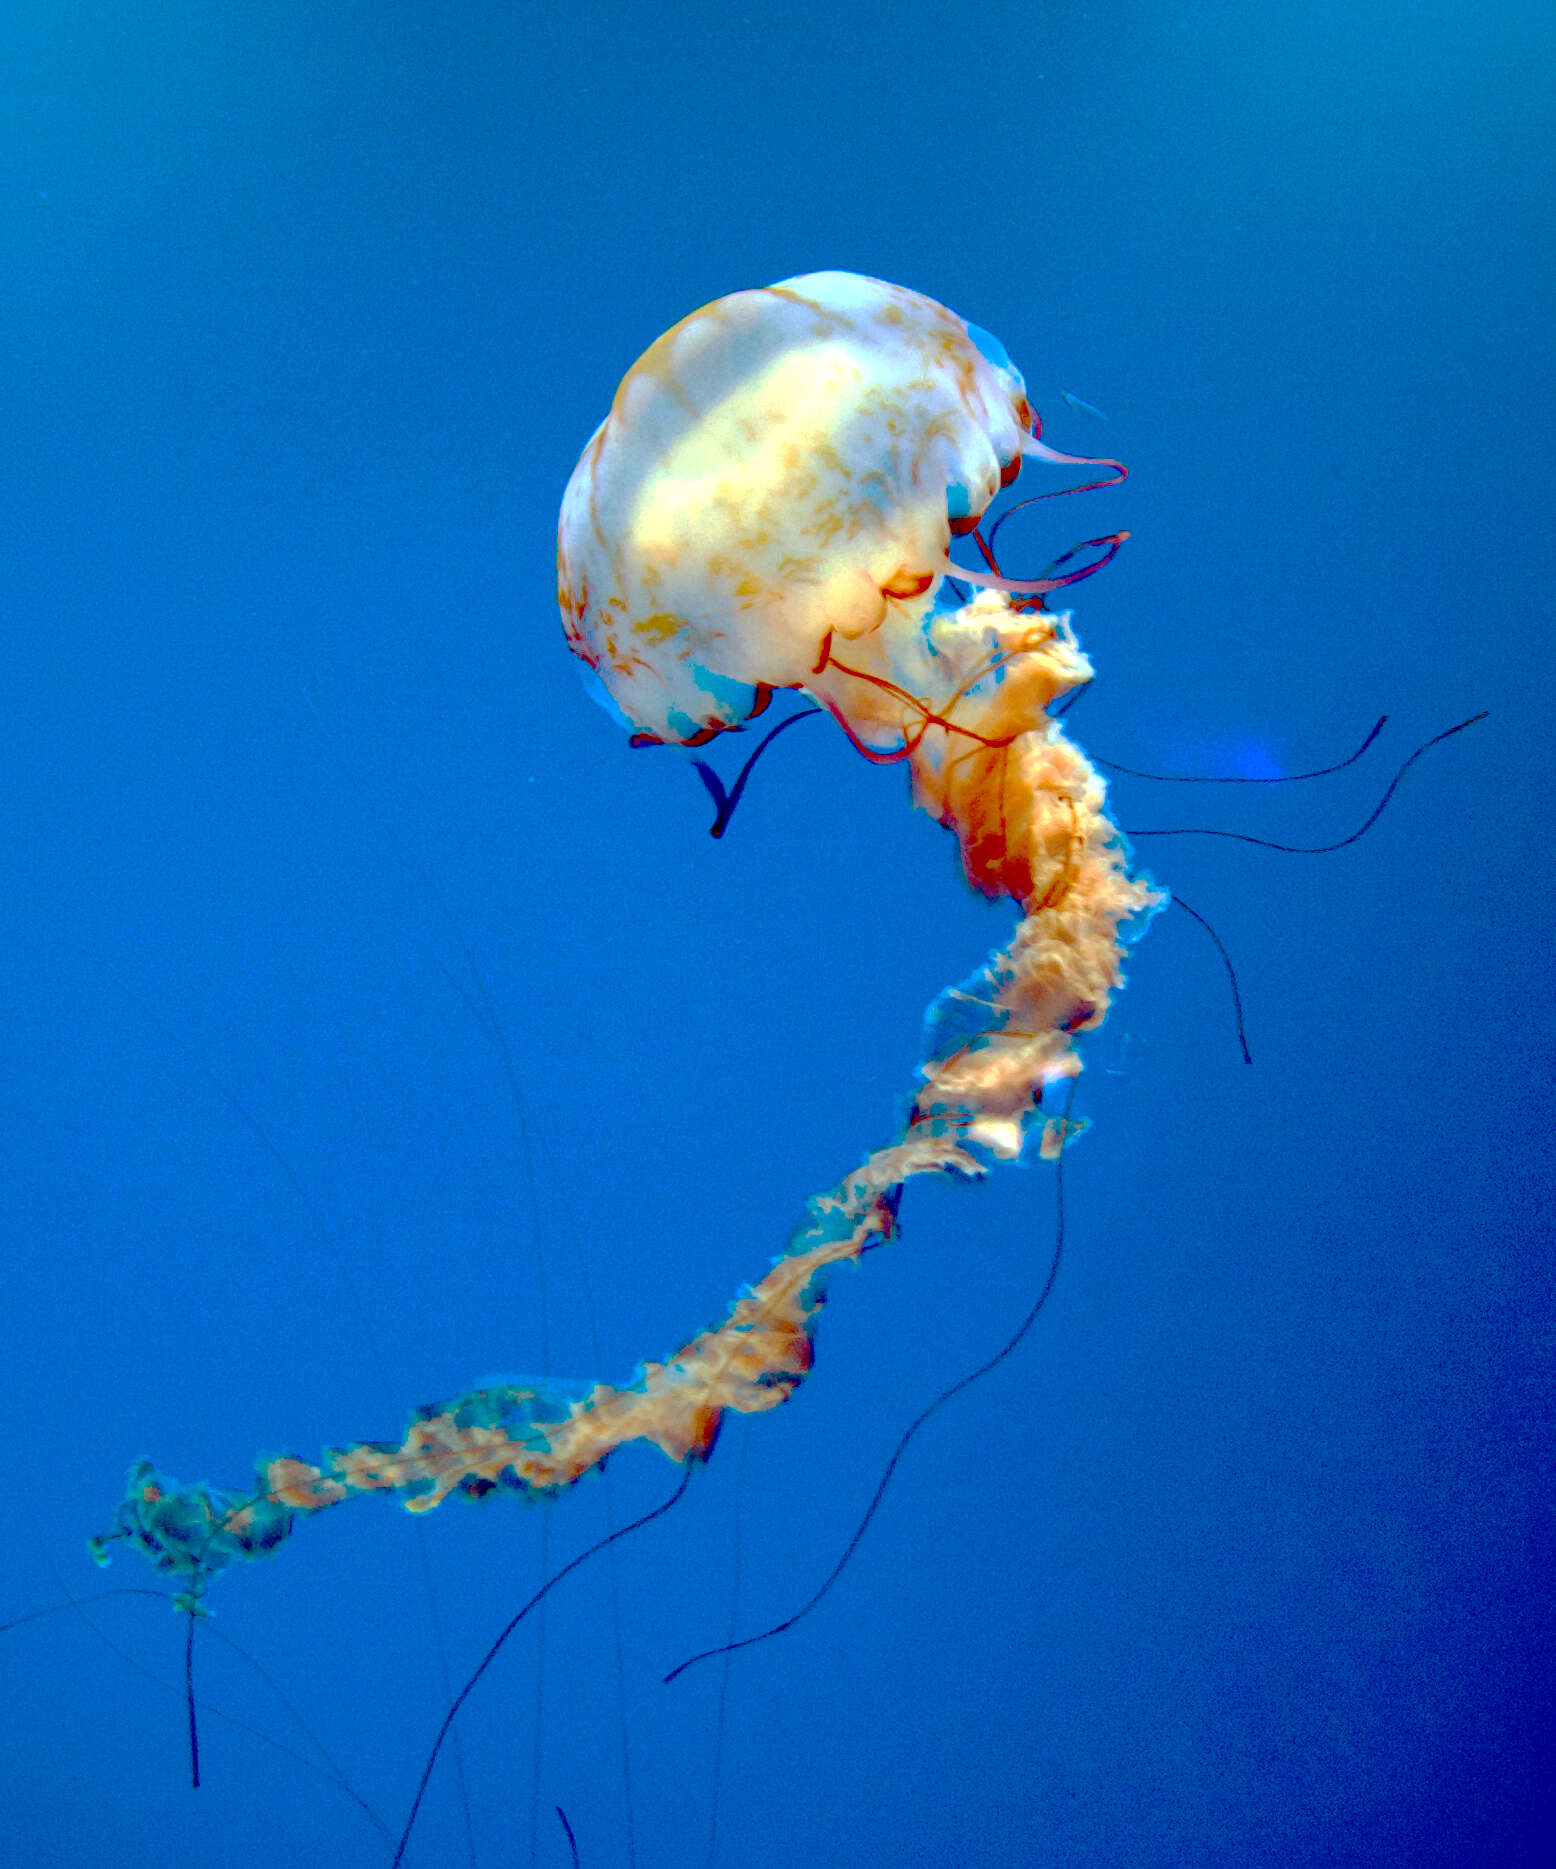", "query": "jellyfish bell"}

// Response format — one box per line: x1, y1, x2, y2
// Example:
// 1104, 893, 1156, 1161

556, 270, 1087, 755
